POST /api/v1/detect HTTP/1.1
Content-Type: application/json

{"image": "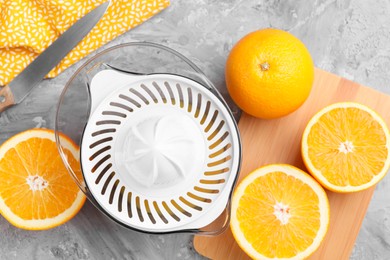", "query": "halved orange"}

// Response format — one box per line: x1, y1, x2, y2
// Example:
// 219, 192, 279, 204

231, 164, 329, 259
0, 129, 86, 230
302, 102, 390, 192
